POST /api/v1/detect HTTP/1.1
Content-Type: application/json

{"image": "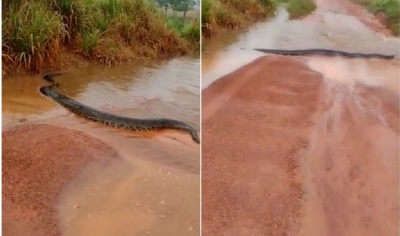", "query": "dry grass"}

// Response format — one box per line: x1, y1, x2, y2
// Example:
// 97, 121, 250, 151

201, 0, 275, 37
2, 0, 200, 77
201, 0, 317, 37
